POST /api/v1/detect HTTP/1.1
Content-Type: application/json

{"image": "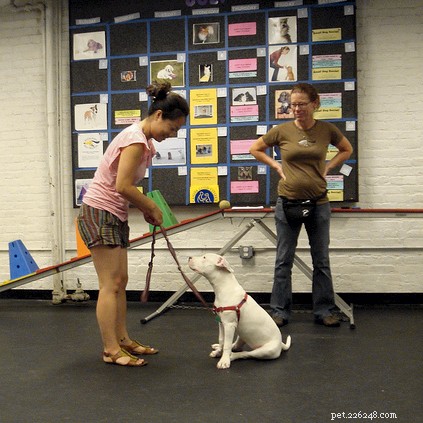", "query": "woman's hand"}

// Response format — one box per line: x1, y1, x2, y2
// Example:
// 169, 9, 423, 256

143, 205, 163, 226
250, 137, 286, 180
273, 162, 286, 180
